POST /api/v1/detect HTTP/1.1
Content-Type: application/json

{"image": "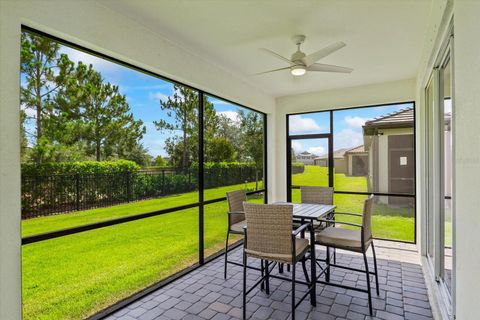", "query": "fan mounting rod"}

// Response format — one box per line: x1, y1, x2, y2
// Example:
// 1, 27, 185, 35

292, 35, 306, 46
